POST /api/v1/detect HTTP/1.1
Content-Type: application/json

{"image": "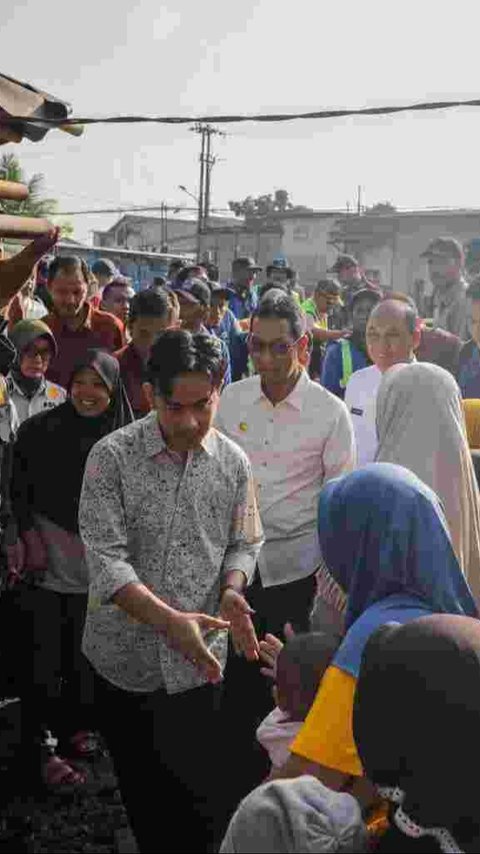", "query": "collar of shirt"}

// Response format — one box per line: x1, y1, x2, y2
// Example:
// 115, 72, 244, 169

254, 369, 309, 412
7, 374, 46, 398
141, 411, 216, 459
49, 301, 94, 333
